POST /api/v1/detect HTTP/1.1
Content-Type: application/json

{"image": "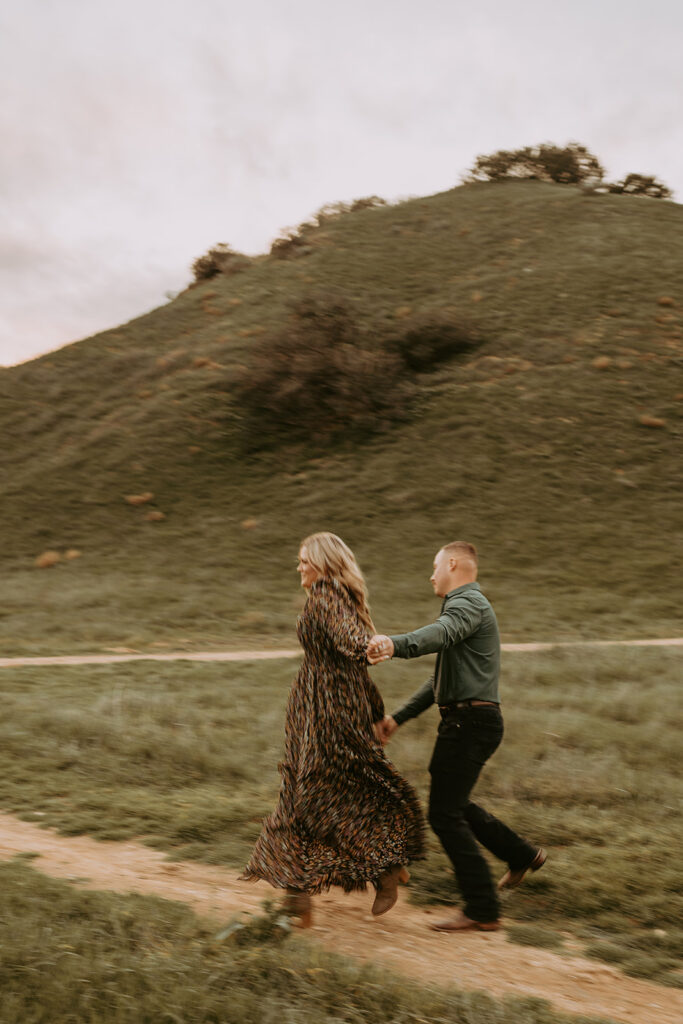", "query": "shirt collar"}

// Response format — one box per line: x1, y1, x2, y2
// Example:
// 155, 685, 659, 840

444, 581, 481, 600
